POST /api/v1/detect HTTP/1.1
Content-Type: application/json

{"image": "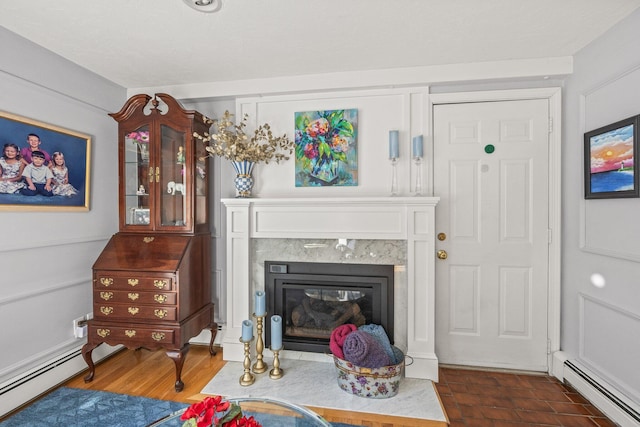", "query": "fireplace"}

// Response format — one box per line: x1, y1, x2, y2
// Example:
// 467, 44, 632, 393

221, 197, 439, 380
265, 261, 394, 353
